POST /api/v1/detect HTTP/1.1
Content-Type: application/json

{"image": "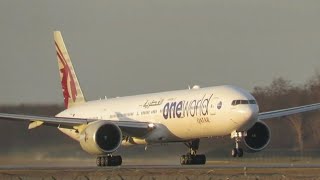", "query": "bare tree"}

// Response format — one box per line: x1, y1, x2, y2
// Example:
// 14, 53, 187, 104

287, 114, 304, 155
